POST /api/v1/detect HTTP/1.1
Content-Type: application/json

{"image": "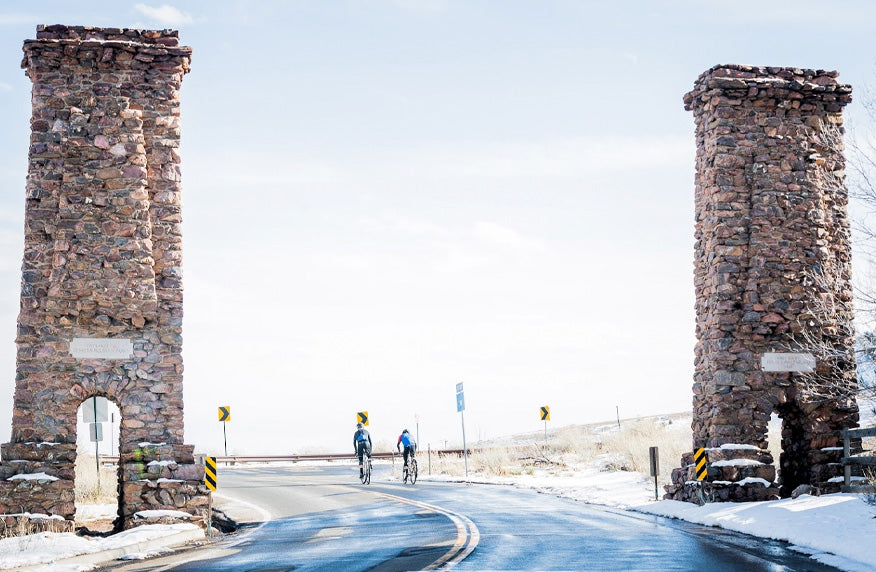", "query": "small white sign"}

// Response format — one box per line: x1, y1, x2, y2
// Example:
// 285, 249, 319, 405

761, 352, 816, 372
70, 338, 133, 360
89, 422, 103, 442
82, 397, 109, 423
